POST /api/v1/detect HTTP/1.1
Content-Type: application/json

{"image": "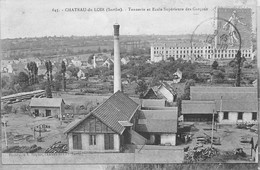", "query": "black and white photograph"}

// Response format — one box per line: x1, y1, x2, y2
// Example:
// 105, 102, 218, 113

0, 0, 259, 169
